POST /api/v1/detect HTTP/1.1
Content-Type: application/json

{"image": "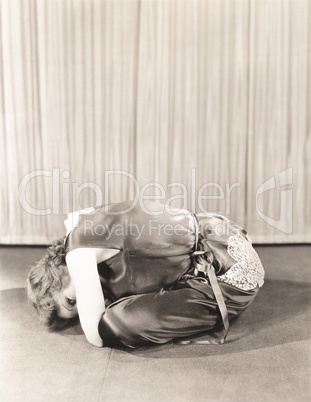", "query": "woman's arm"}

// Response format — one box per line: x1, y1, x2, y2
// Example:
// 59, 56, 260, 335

66, 248, 105, 347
